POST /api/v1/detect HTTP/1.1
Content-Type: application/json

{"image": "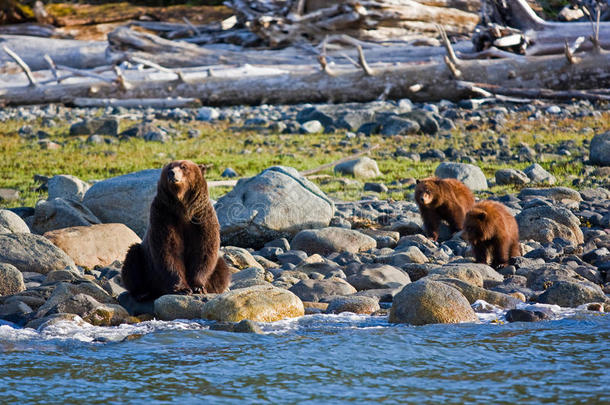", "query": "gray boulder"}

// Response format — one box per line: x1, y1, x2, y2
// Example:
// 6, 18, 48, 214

516, 205, 583, 245
523, 163, 556, 184
69, 117, 119, 136
154, 294, 209, 320
216, 166, 334, 248
47, 175, 90, 201
437, 278, 522, 309
518, 187, 582, 204
590, 131, 610, 166
537, 281, 607, 307
289, 278, 357, 302
334, 157, 381, 178
347, 264, 411, 291
83, 169, 161, 238
389, 279, 478, 325
31, 198, 100, 234
291, 227, 376, 255
0, 209, 30, 233
326, 296, 380, 315
435, 162, 488, 191
495, 169, 530, 186
0, 233, 75, 274
0, 263, 26, 296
